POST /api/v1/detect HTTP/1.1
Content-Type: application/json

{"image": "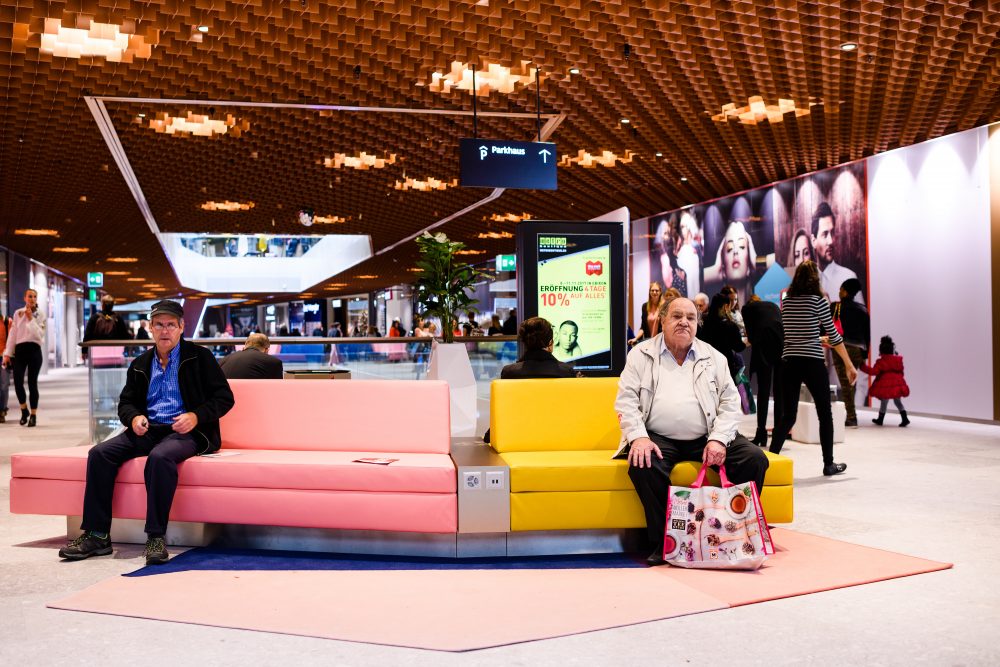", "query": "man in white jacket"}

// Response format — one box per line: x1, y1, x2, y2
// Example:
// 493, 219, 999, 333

615, 296, 769, 565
